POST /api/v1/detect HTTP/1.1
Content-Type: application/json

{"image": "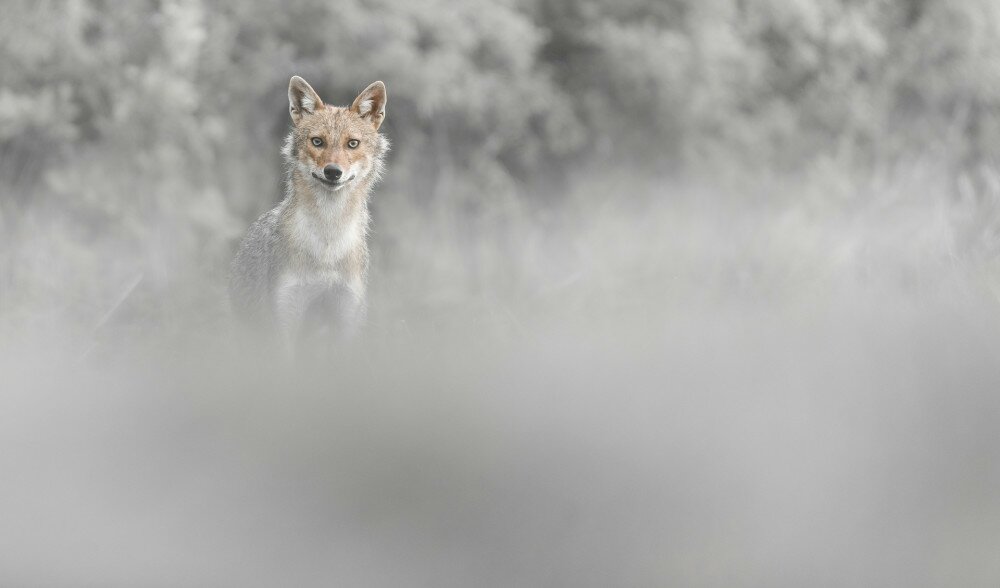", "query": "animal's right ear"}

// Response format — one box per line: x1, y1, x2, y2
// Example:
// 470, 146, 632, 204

288, 76, 323, 123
